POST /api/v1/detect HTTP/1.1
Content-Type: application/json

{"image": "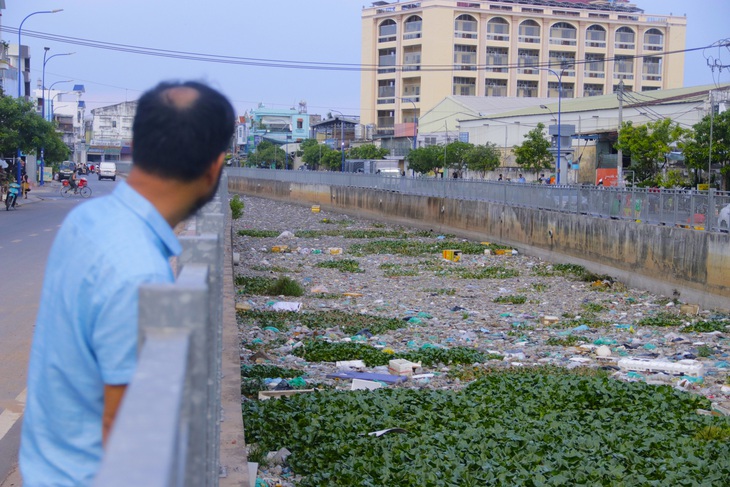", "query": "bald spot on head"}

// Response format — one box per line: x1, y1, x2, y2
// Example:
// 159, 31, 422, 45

161, 86, 200, 110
